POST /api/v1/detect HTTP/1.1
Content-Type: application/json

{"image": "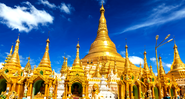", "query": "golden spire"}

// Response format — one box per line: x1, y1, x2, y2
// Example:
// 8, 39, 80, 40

143, 51, 150, 73
170, 43, 185, 70
73, 40, 81, 66
98, 3, 107, 32
159, 56, 165, 75
4, 45, 13, 63
92, 57, 101, 78
37, 38, 52, 75
25, 56, 31, 72
124, 44, 131, 72
7, 36, 21, 68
